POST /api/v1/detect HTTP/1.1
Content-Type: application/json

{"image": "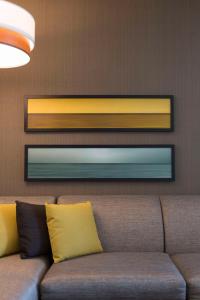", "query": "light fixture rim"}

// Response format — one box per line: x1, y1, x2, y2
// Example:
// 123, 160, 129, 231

0, 23, 35, 48
0, 42, 30, 68
0, 40, 30, 55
